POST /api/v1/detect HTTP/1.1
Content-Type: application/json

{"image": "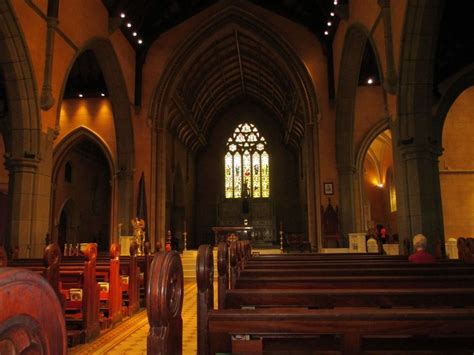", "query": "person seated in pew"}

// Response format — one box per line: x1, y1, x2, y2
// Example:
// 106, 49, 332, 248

408, 234, 436, 263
